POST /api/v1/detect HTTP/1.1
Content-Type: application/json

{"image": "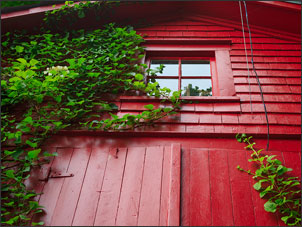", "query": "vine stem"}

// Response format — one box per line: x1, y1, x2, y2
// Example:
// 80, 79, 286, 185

245, 139, 294, 218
